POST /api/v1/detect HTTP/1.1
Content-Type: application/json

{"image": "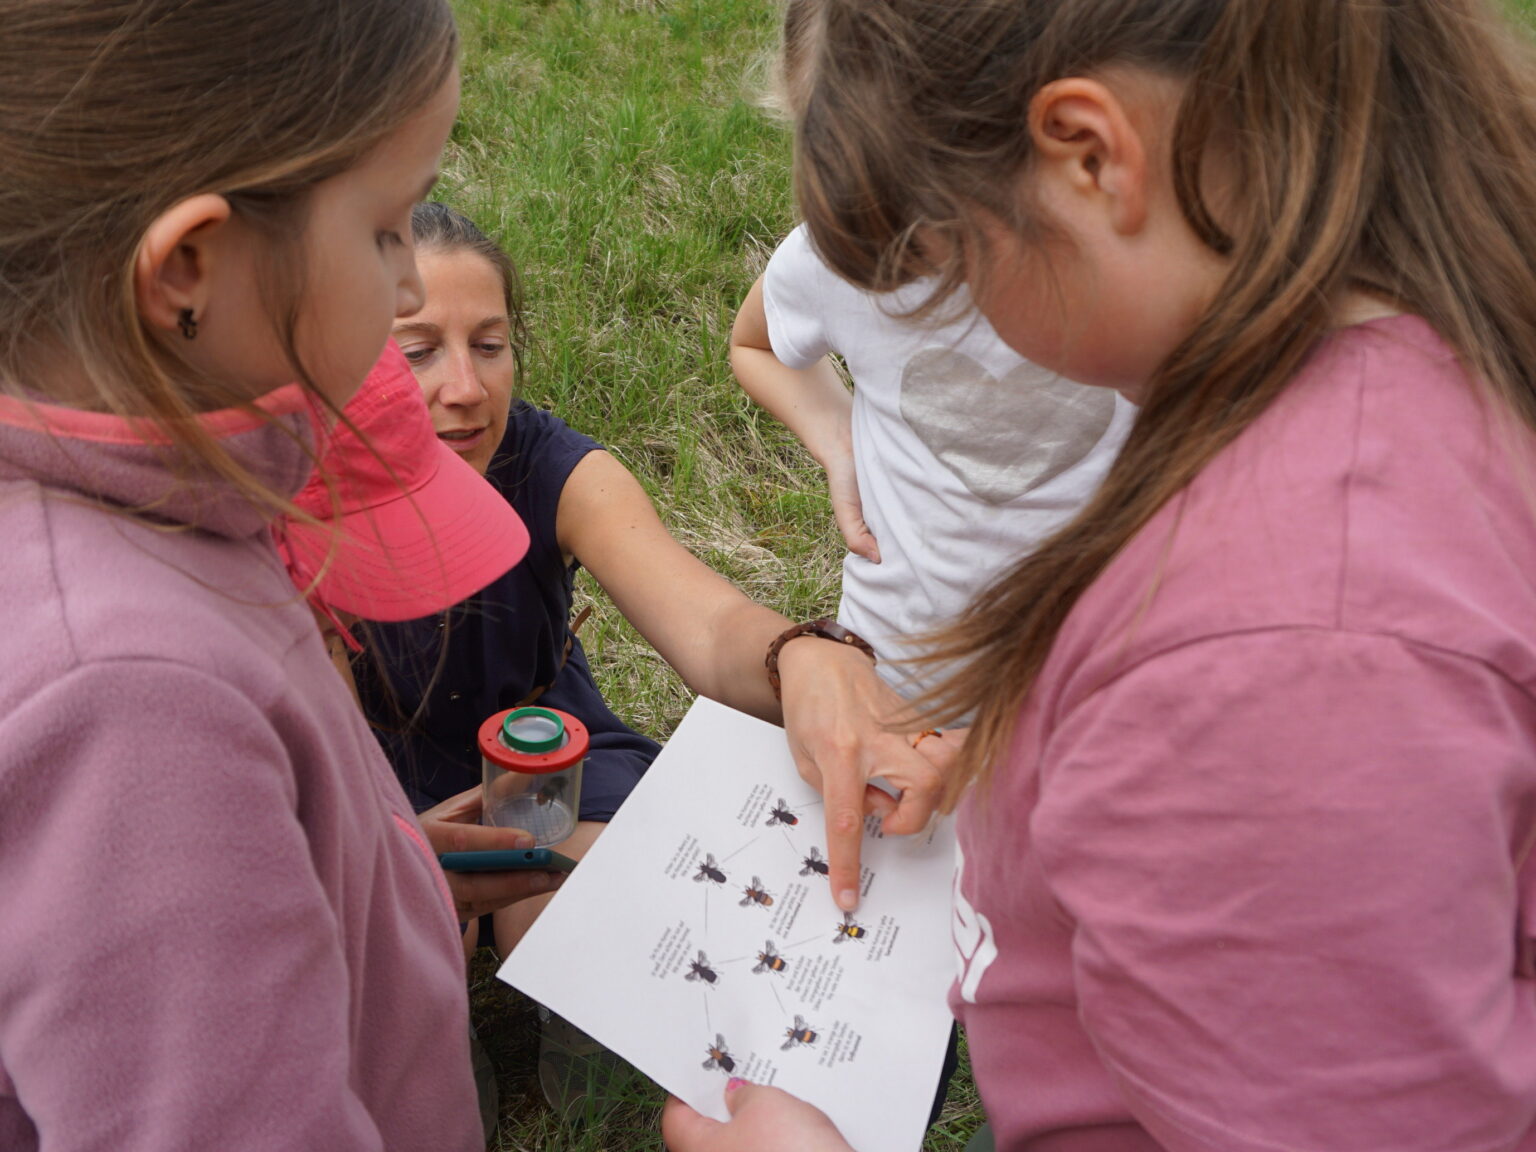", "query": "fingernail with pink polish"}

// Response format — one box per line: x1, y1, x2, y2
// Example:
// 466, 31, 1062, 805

726, 1077, 747, 1092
